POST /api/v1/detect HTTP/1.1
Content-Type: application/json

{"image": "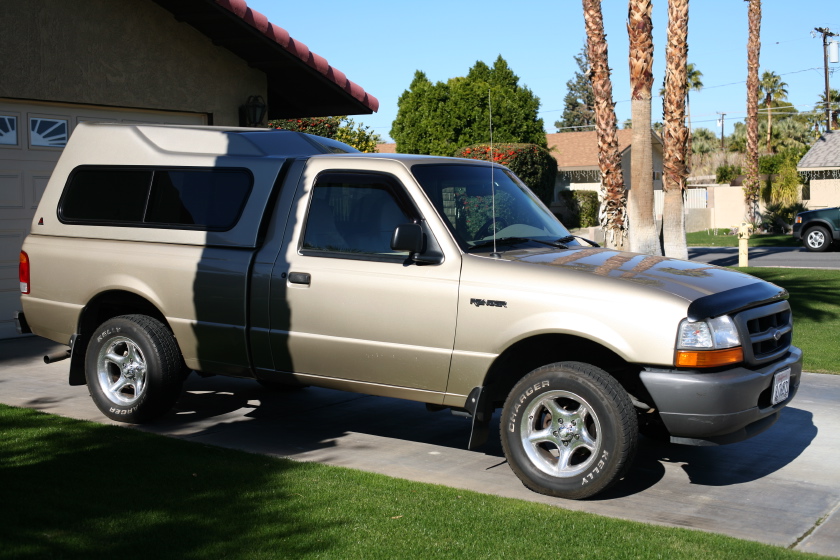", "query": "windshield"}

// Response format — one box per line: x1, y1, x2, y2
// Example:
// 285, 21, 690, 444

411, 164, 577, 252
